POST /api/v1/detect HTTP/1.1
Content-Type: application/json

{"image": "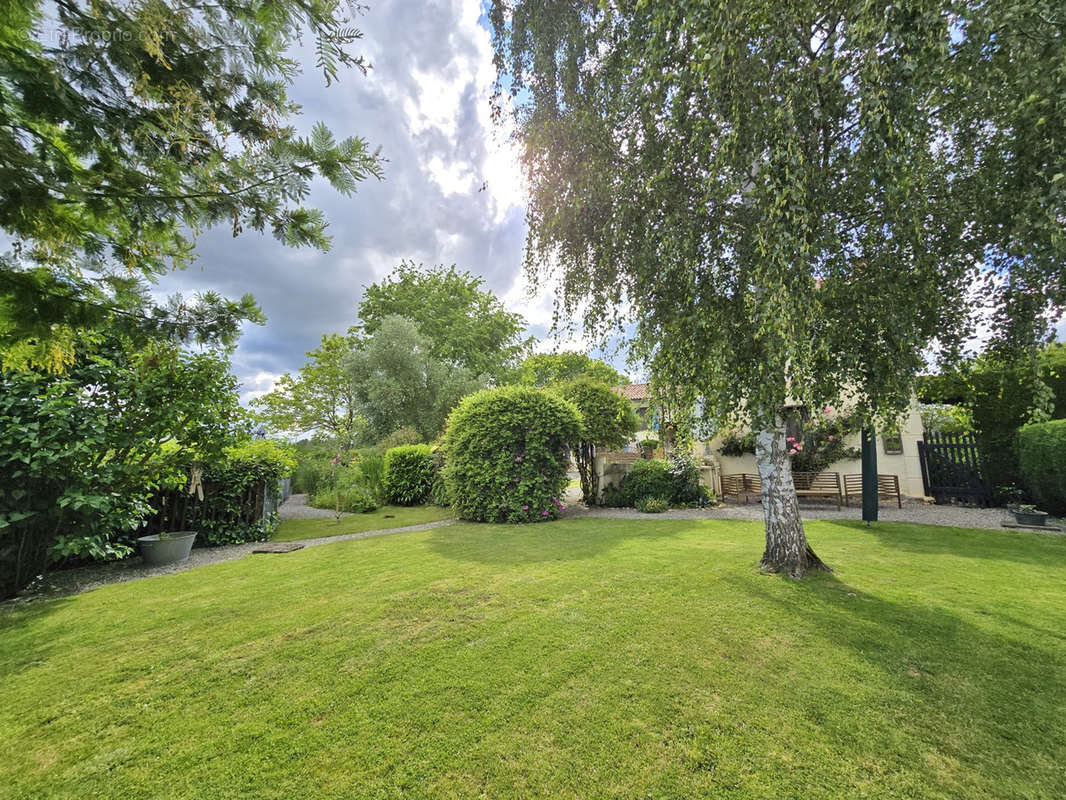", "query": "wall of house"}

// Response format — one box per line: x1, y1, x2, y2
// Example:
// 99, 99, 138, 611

695, 404, 926, 498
